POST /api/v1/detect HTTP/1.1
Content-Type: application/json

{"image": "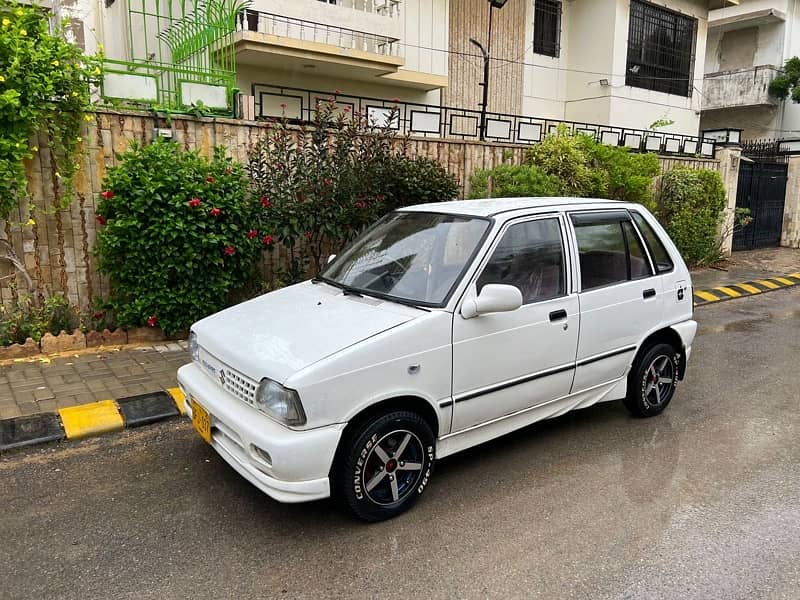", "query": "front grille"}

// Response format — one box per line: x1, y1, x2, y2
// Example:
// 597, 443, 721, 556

220, 366, 258, 405
197, 346, 259, 407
